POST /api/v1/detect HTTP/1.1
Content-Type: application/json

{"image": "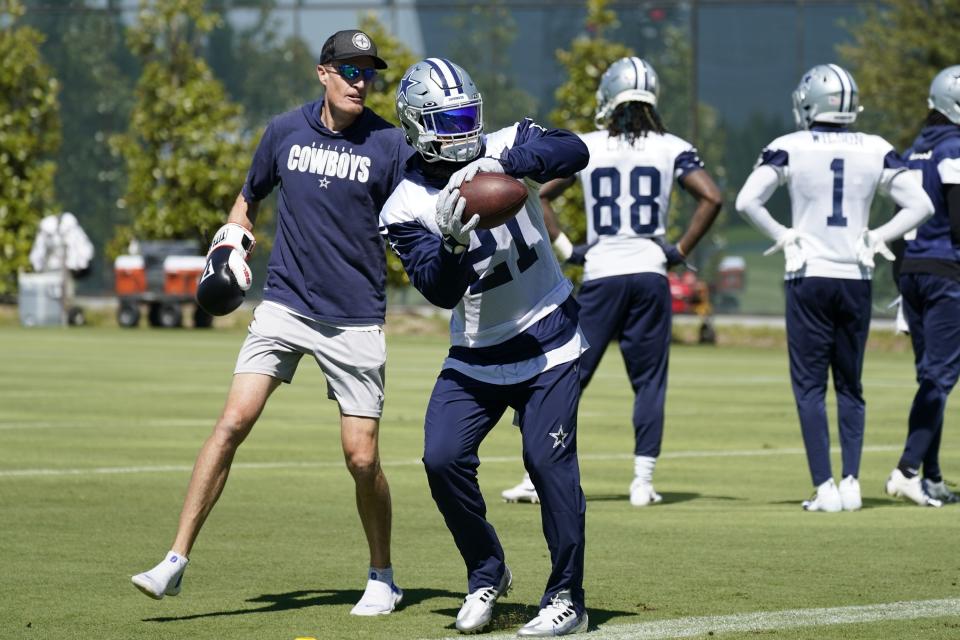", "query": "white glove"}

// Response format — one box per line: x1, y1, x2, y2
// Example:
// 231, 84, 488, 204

435, 188, 479, 249
208, 223, 256, 291
890, 295, 910, 335
444, 157, 505, 191
763, 228, 806, 273
855, 228, 895, 269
